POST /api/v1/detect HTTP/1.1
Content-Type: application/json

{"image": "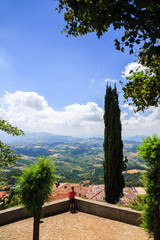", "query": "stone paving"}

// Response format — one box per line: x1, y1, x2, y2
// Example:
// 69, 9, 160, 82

0, 211, 153, 240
